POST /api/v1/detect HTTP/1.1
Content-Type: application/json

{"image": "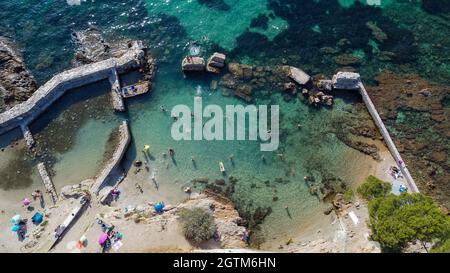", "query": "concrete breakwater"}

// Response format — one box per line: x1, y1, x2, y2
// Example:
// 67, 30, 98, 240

91, 121, 131, 202
0, 42, 145, 136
